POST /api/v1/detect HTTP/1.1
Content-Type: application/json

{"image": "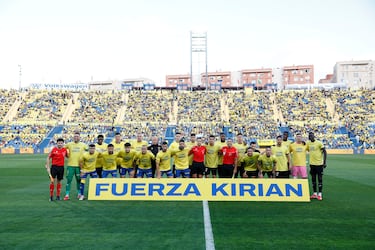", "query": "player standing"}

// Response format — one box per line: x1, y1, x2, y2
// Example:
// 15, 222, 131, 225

204, 135, 221, 178
45, 138, 68, 201
189, 137, 206, 178
219, 138, 238, 178
131, 133, 148, 177
64, 132, 88, 201
170, 140, 190, 178
148, 136, 161, 178
95, 134, 108, 178
289, 133, 309, 179
233, 133, 247, 178
307, 132, 327, 201
282, 131, 292, 149
155, 141, 173, 178
112, 132, 125, 174
272, 135, 291, 178
186, 133, 197, 171
215, 133, 227, 178
169, 132, 182, 177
